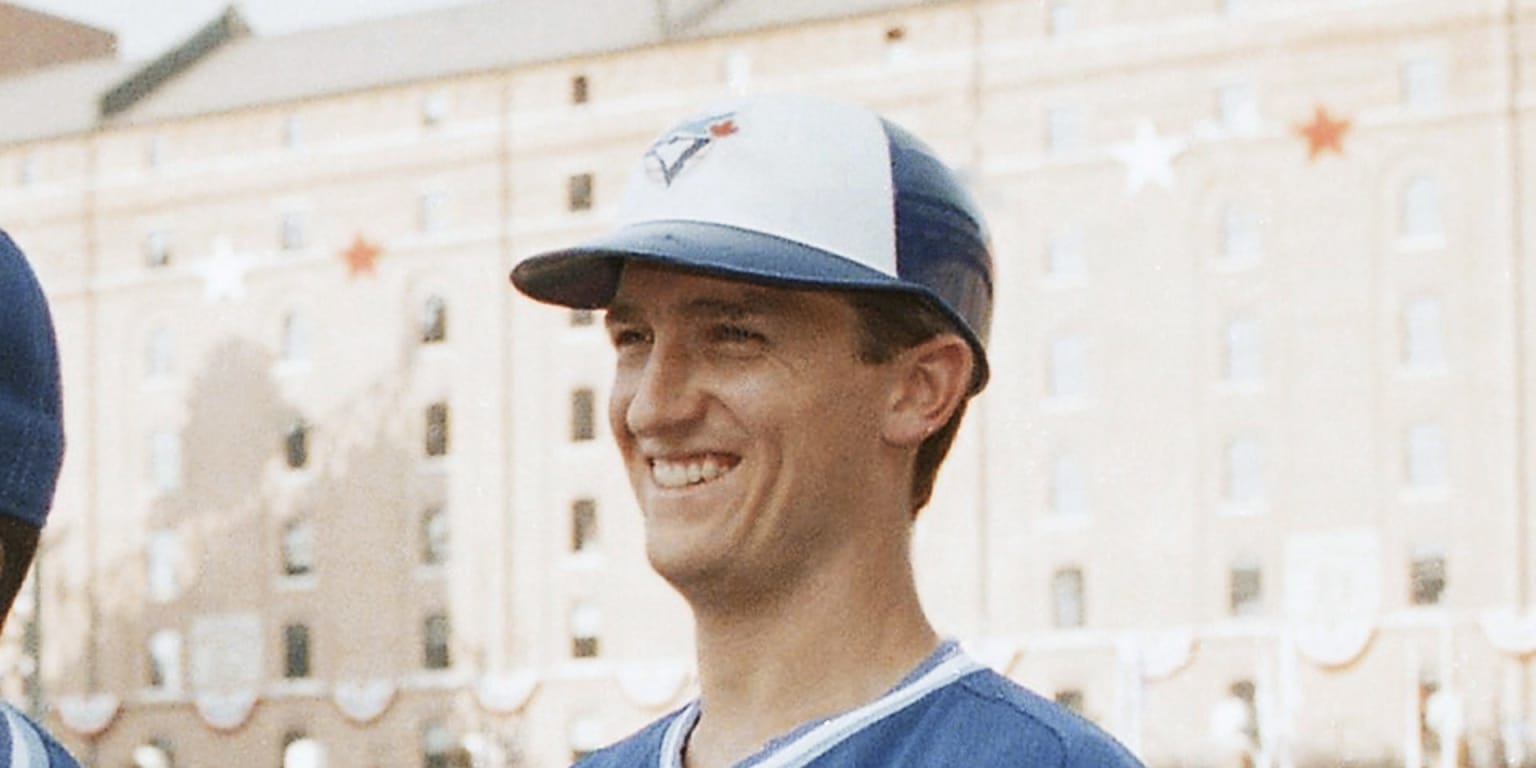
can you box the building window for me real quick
[1052,568,1085,629]
[421,295,448,343]
[284,420,310,469]
[283,623,311,679]
[1220,680,1260,748]
[138,738,176,768]
[423,613,451,670]
[571,498,597,552]
[422,721,453,768]
[1045,227,1086,279]
[280,211,308,251]
[147,530,182,603]
[1050,455,1088,519]
[1217,82,1259,134]
[145,135,165,168]
[570,308,595,327]
[422,92,449,127]
[1404,297,1446,372]
[1048,335,1086,399]
[1045,107,1081,155]
[1221,204,1262,264]
[571,602,601,659]
[571,74,590,104]
[425,402,450,457]
[281,311,308,363]
[1418,673,1441,756]
[568,173,594,211]
[150,430,182,493]
[17,155,37,186]
[571,388,596,442]
[1225,436,1264,506]
[1223,317,1262,384]
[1229,561,1262,617]
[282,516,314,577]
[147,629,182,691]
[724,48,752,92]
[1401,176,1443,241]
[418,191,447,233]
[1402,57,1445,113]
[884,26,911,65]
[282,115,303,149]
[1410,550,1446,606]
[1053,689,1084,714]
[421,506,448,566]
[283,734,325,768]
[1407,421,1449,489]
[147,327,174,378]
[1047,3,1074,36]
[144,230,172,268]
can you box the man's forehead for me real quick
[606,264,817,321]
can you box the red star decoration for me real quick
[340,234,381,277]
[1296,105,1351,161]
[709,119,738,137]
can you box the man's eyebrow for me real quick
[605,292,796,326]
[605,303,639,327]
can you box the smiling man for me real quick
[512,95,1144,768]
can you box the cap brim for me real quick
[511,220,907,309]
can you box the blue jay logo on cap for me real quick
[643,111,739,186]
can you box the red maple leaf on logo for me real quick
[709,120,738,137]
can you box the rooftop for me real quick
[0,0,943,145]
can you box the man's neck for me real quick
[680,544,938,768]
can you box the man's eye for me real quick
[610,328,651,347]
[711,325,765,344]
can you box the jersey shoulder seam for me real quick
[947,669,1079,761]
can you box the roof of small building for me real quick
[0,56,138,144]
[0,0,941,146]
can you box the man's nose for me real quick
[622,341,704,436]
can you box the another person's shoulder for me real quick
[0,702,84,768]
[889,666,1146,768]
[571,707,680,768]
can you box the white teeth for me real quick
[651,456,734,489]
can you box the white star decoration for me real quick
[201,238,249,303]
[1112,119,1186,195]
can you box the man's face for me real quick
[604,264,898,600]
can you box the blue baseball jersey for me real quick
[0,703,82,768]
[575,642,1145,768]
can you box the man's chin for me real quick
[645,538,741,603]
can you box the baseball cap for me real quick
[511,93,994,391]
[0,230,65,528]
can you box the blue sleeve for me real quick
[0,704,84,767]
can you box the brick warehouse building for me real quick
[1,1,1535,766]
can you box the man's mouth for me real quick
[649,454,741,489]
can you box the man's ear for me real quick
[881,334,973,448]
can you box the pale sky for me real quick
[12,0,486,60]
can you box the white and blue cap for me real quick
[511,93,994,391]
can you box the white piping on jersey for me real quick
[3,704,50,768]
[659,701,700,768]
[658,651,985,768]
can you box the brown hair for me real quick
[0,515,39,632]
[843,291,975,515]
